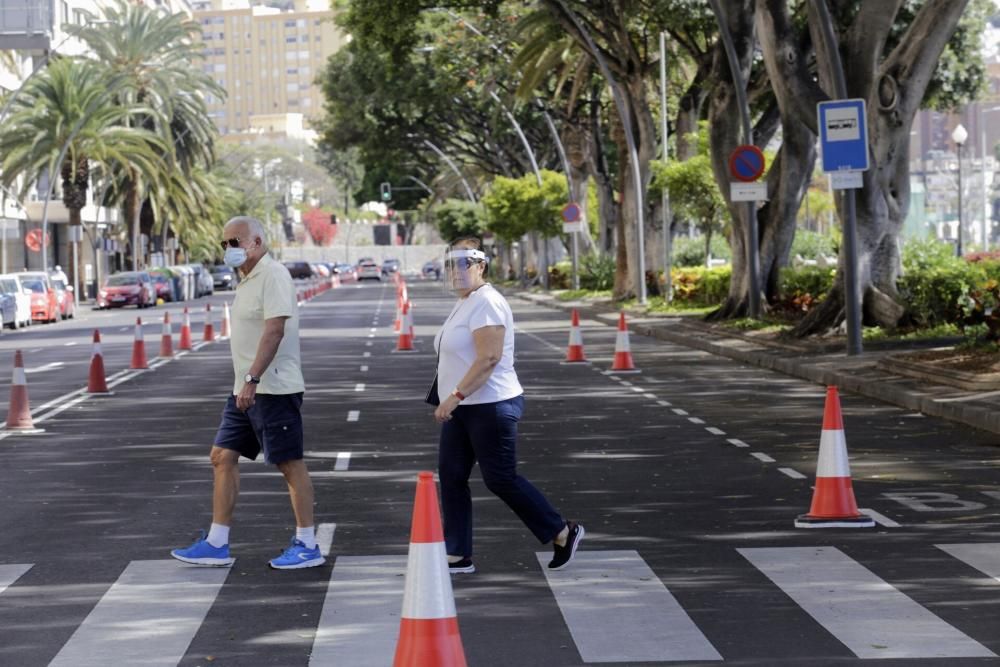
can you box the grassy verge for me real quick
[553,289,614,301]
[862,323,962,342]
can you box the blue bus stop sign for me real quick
[818,99,870,172]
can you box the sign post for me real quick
[727,147,768,314]
[818,98,869,356]
[562,203,583,289]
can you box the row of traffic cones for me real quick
[127,303,230,370]
[562,309,639,373]
[297,275,339,303]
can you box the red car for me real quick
[19,275,58,323]
[98,272,155,309]
[49,276,76,319]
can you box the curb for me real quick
[510,290,1000,437]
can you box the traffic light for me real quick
[380,182,392,202]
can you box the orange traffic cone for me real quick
[159,312,173,358]
[87,330,111,394]
[203,303,215,342]
[220,302,231,339]
[393,471,467,667]
[131,317,148,370]
[609,312,640,373]
[563,309,589,364]
[795,386,875,528]
[395,300,414,352]
[5,350,42,433]
[179,307,193,351]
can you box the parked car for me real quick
[211,265,237,290]
[357,259,381,281]
[186,264,213,297]
[0,274,32,328]
[283,261,314,280]
[381,258,400,275]
[149,271,175,302]
[18,273,59,323]
[0,287,17,329]
[422,260,442,280]
[98,271,155,309]
[333,263,357,281]
[48,275,75,319]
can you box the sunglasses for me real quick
[444,257,482,271]
[220,237,242,251]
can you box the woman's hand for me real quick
[434,394,461,423]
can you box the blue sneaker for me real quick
[269,538,325,570]
[170,531,235,567]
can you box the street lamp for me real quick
[953,123,968,257]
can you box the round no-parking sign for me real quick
[729,145,766,183]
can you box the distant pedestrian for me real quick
[432,236,583,574]
[171,216,324,570]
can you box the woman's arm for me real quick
[434,325,505,423]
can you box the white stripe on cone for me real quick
[91,343,102,358]
[615,330,631,351]
[134,323,143,341]
[569,327,583,346]
[12,367,26,386]
[816,429,852,477]
[400,542,457,620]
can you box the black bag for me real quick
[425,374,440,406]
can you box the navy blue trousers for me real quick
[437,395,565,557]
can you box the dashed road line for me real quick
[705,427,726,436]
[861,508,901,528]
[779,467,807,480]
[354,383,365,392]
[751,452,776,463]
[727,439,750,448]
[363,352,371,358]
[643,393,657,400]
[688,417,705,424]
[656,400,671,407]
[347,410,360,422]
[672,409,688,416]
[360,365,368,372]
[335,452,351,471]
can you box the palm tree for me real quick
[0,57,164,270]
[71,0,224,269]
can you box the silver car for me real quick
[357,260,381,281]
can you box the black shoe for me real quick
[448,557,475,574]
[548,522,584,570]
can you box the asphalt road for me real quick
[0,279,999,667]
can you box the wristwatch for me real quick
[244,373,261,385]
[451,388,466,401]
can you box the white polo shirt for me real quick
[229,253,304,396]
[434,284,522,405]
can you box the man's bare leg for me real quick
[211,446,241,526]
[277,458,314,528]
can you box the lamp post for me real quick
[953,123,968,257]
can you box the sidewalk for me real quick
[512,290,1000,437]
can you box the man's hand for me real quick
[434,394,461,423]
[236,381,257,412]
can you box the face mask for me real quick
[224,247,248,268]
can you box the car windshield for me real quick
[152,274,169,283]
[107,275,139,286]
[211,267,231,275]
[22,279,45,293]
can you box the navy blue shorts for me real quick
[213,393,304,464]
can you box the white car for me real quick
[357,260,381,281]
[0,273,34,328]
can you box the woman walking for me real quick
[432,236,583,574]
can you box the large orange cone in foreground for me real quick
[795,386,874,528]
[179,307,193,351]
[130,318,148,370]
[87,330,111,394]
[609,312,641,373]
[393,472,467,667]
[563,309,588,363]
[5,350,42,433]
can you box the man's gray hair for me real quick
[226,216,268,249]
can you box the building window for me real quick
[61,1,69,24]
[302,98,312,107]
[286,68,298,75]
[288,99,299,107]
[284,19,297,28]
[285,36,297,43]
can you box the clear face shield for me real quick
[444,248,488,293]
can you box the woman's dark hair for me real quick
[449,235,489,277]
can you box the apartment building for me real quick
[191,0,345,135]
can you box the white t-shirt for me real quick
[434,284,522,405]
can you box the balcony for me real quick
[0,1,53,50]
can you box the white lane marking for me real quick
[860,508,901,528]
[672,409,688,416]
[360,365,368,372]
[365,342,372,347]
[335,452,351,471]
[369,327,376,333]
[657,400,672,407]
[363,352,371,358]
[728,438,750,448]
[643,393,657,400]
[367,333,374,339]
[688,417,705,424]
[537,550,722,662]
[937,543,1000,582]
[32,393,90,424]
[309,555,407,667]
[0,564,31,595]
[354,383,365,392]
[48,560,231,667]
[607,376,621,381]
[106,370,145,390]
[619,381,632,387]
[25,362,63,374]
[316,523,336,557]
[118,327,128,332]
[63,341,77,347]
[347,410,360,422]
[148,358,169,369]
[630,387,644,393]
[750,452,776,463]
[738,547,994,659]
[779,467,807,480]
[705,427,725,435]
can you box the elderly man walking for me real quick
[171,216,324,569]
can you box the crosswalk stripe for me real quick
[0,564,31,595]
[347,410,360,422]
[536,550,723,662]
[937,543,1000,582]
[335,452,351,471]
[48,560,230,667]
[310,555,407,667]
[317,523,336,557]
[738,547,995,659]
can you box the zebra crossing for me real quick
[2,544,997,665]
